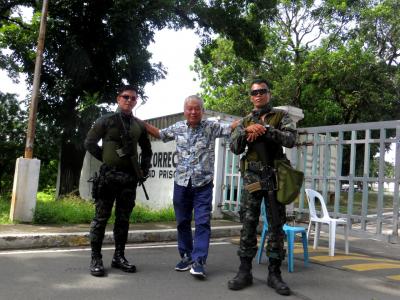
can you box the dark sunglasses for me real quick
[250,88,269,96]
[120,95,137,101]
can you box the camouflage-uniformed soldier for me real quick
[228,79,297,296]
[84,85,152,277]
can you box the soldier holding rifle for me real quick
[228,79,297,296]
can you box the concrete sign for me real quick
[79,141,178,210]
[137,141,177,209]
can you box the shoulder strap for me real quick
[132,116,146,133]
[264,109,285,129]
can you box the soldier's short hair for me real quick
[117,84,138,95]
[251,78,272,90]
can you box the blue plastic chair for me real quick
[256,199,309,272]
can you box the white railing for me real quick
[220,120,400,242]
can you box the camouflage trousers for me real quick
[238,172,287,260]
[90,165,137,254]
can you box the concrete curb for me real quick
[0,225,242,250]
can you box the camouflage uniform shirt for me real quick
[230,106,297,160]
[160,120,231,187]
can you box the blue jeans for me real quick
[173,180,213,264]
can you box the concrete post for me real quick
[10,158,41,222]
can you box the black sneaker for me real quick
[190,261,206,279]
[175,255,193,271]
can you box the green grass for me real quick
[0,194,12,224]
[333,191,394,215]
[0,189,176,225]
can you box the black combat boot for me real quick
[90,254,105,277]
[90,241,105,277]
[267,258,291,296]
[111,245,136,273]
[228,256,253,290]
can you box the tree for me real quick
[193,0,399,181]
[0,0,182,195]
[355,0,400,66]
[370,157,395,178]
[0,92,26,193]
[194,0,329,115]
[0,90,64,193]
[194,0,399,126]
[0,0,282,196]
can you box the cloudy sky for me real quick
[0,27,201,120]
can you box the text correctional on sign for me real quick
[151,151,178,168]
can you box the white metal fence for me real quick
[220,120,400,242]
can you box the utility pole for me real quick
[25,0,49,158]
[10,0,49,222]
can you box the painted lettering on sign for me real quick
[140,151,178,179]
[151,151,178,168]
[159,170,176,179]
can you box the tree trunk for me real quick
[56,140,85,197]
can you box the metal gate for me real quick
[220,120,400,242]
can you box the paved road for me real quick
[0,238,399,300]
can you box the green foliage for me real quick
[0,1,174,195]
[38,159,58,190]
[299,41,397,126]
[358,0,400,66]
[0,0,281,196]
[33,194,94,224]
[129,205,176,224]
[0,92,26,193]
[0,91,60,192]
[0,189,175,225]
[370,157,395,178]
[32,190,175,225]
[194,0,399,127]
[0,193,12,224]
[193,38,255,116]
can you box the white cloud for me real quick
[1,28,201,120]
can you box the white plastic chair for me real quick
[305,188,349,256]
